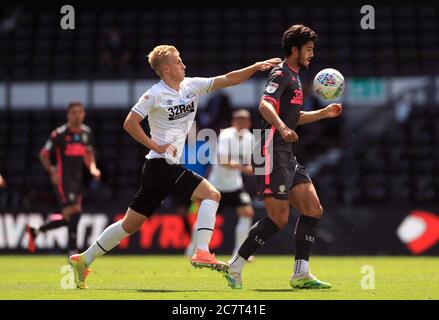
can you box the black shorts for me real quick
[129,158,204,217]
[54,178,82,208]
[253,151,312,201]
[217,189,252,213]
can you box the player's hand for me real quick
[324,103,343,118]
[0,175,6,188]
[279,126,299,143]
[90,167,101,181]
[50,171,59,186]
[255,58,282,71]
[155,143,177,157]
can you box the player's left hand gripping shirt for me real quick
[131,77,213,163]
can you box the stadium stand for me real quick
[0,4,437,80]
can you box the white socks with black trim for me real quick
[83,220,130,266]
[293,259,309,276]
[228,252,246,274]
[195,199,219,252]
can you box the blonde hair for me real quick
[147,45,179,76]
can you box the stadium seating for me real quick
[316,105,439,205]
[0,4,437,80]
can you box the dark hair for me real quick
[282,24,317,57]
[66,101,84,112]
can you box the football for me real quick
[313,68,345,100]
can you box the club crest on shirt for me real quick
[266,82,279,94]
[278,185,286,194]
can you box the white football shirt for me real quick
[208,127,254,192]
[131,77,213,163]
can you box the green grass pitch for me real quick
[0,255,438,300]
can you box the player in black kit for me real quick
[26,102,101,255]
[225,25,343,290]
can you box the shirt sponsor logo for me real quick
[266,82,279,94]
[167,101,195,120]
[290,89,303,105]
[65,143,87,156]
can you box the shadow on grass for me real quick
[93,289,233,293]
[135,289,232,293]
[94,288,339,293]
[253,288,339,293]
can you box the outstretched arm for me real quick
[210,58,282,92]
[298,103,343,125]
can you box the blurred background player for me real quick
[186,109,255,260]
[225,25,343,290]
[26,102,101,256]
[67,45,281,289]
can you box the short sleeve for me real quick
[40,130,57,157]
[190,77,214,96]
[86,130,94,152]
[131,92,157,119]
[261,69,289,106]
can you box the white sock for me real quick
[83,221,130,266]
[293,259,309,276]
[234,216,252,254]
[228,252,246,273]
[195,199,218,252]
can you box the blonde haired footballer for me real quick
[68,45,280,289]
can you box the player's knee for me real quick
[240,207,254,218]
[121,219,141,234]
[74,204,82,213]
[207,188,221,202]
[270,212,289,229]
[307,204,323,219]
[277,216,289,229]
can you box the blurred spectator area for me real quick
[2,104,439,209]
[0,4,437,80]
[0,109,146,209]
[316,105,439,206]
